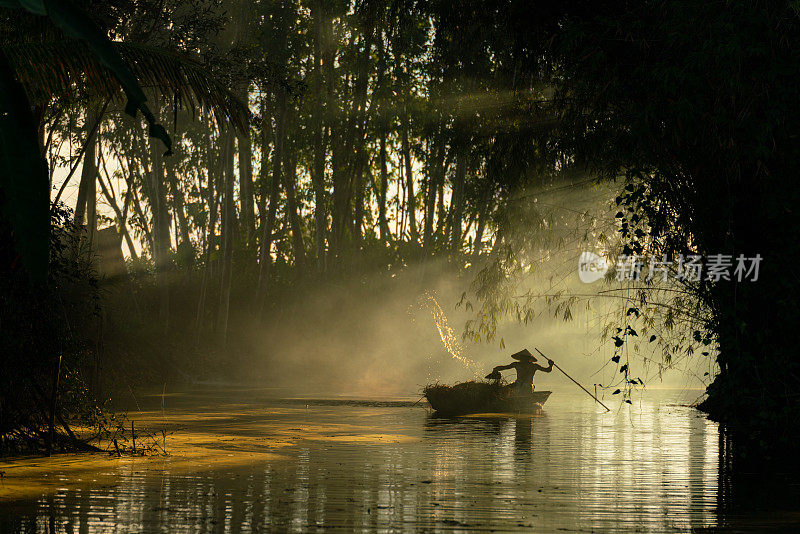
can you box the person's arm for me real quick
[486,363,514,379]
[536,359,554,373]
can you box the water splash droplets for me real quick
[417,290,484,379]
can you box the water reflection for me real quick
[0,388,796,531]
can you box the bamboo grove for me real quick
[1,0,574,453]
[7,1,565,344]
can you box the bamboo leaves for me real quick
[4,41,249,136]
[3,0,172,153]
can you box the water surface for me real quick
[0,387,795,532]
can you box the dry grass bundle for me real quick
[423,381,509,415]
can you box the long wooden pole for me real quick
[535,347,610,412]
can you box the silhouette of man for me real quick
[486,349,553,394]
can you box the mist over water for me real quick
[230,265,706,400]
[223,180,708,400]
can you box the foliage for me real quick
[0,203,102,454]
[551,0,800,460]
[3,0,172,149]
[4,41,249,129]
[0,0,175,285]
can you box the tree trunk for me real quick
[450,151,466,254]
[472,202,489,261]
[326,13,348,266]
[258,98,273,232]
[74,109,99,237]
[436,150,447,236]
[149,120,172,332]
[238,125,255,244]
[122,154,154,251]
[97,164,137,260]
[195,169,215,342]
[217,131,235,343]
[398,155,406,237]
[422,137,443,257]
[378,131,390,244]
[283,133,304,271]
[402,113,416,244]
[196,137,218,342]
[376,29,391,245]
[166,156,191,249]
[312,0,327,273]
[350,25,373,256]
[85,150,97,245]
[256,87,286,310]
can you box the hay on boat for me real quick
[423,381,510,415]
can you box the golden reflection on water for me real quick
[0,388,737,532]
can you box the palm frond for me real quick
[3,40,250,130]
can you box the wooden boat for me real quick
[424,381,551,415]
[486,390,551,413]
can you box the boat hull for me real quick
[425,384,552,416]
[483,391,551,414]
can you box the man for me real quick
[486,349,554,394]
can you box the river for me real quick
[1,386,798,532]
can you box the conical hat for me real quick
[510,349,536,362]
